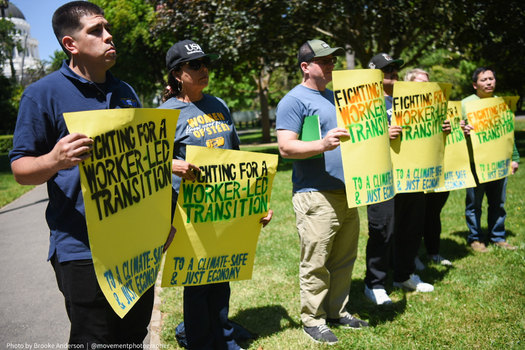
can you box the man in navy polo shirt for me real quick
[10,1,157,347]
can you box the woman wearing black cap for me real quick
[158,40,272,350]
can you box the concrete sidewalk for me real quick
[0,185,69,346]
[0,185,162,347]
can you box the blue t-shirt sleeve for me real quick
[276,95,307,134]
[10,93,54,162]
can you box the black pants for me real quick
[393,193,426,283]
[423,192,450,256]
[183,282,238,350]
[51,254,154,347]
[364,198,395,289]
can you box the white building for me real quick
[1,2,40,81]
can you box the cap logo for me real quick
[368,62,376,69]
[321,43,330,49]
[185,43,204,55]
[382,53,394,62]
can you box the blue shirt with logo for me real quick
[157,94,240,194]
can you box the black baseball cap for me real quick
[367,53,404,70]
[297,39,345,65]
[166,40,219,71]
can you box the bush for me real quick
[0,135,13,153]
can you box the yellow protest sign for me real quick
[465,97,515,183]
[162,146,278,287]
[502,96,520,112]
[333,69,394,207]
[64,108,179,318]
[433,101,476,192]
[391,82,451,193]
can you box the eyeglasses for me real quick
[310,57,338,66]
[183,56,212,70]
[382,65,398,73]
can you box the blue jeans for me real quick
[465,176,507,243]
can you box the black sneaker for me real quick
[327,314,369,329]
[303,324,338,344]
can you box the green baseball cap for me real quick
[297,39,345,65]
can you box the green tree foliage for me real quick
[0,18,21,134]
[398,49,474,101]
[452,0,525,108]
[153,0,315,142]
[92,0,165,106]
[0,17,22,82]
[92,0,525,122]
[47,49,68,73]
[0,73,17,134]
[295,0,465,68]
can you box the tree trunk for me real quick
[345,44,355,70]
[258,67,271,144]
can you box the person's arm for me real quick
[442,119,451,134]
[388,125,402,140]
[11,133,93,185]
[260,209,273,228]
[277,127,350,159]
[162,226,177,253]
[462,123,474,136]
[172,160,201,181]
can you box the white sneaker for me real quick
[414,256,425,271]
[364,285,393,305]
[393,274,434,292]
[430,254,452,266]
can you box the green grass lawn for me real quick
[159,120,525,349]
[0,172,35,208]
[1,121,523,348]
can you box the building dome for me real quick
[1,2,25,20]
[1,1,40,82]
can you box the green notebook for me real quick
[283,114,322,162]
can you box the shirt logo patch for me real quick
[121,98,139,107]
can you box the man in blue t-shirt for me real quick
[276,39,369,345]
[9,1,171,346]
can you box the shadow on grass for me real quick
[348,278,408,326]
[231,304,300,341]
[347,235,476,326]
[450,228,518,243]
[433,234,472,262]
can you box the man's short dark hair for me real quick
[472,67,496,83]
[52,1,105,57]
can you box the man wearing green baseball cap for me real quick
[276,40,369,345]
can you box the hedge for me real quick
[0,135,13,153]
